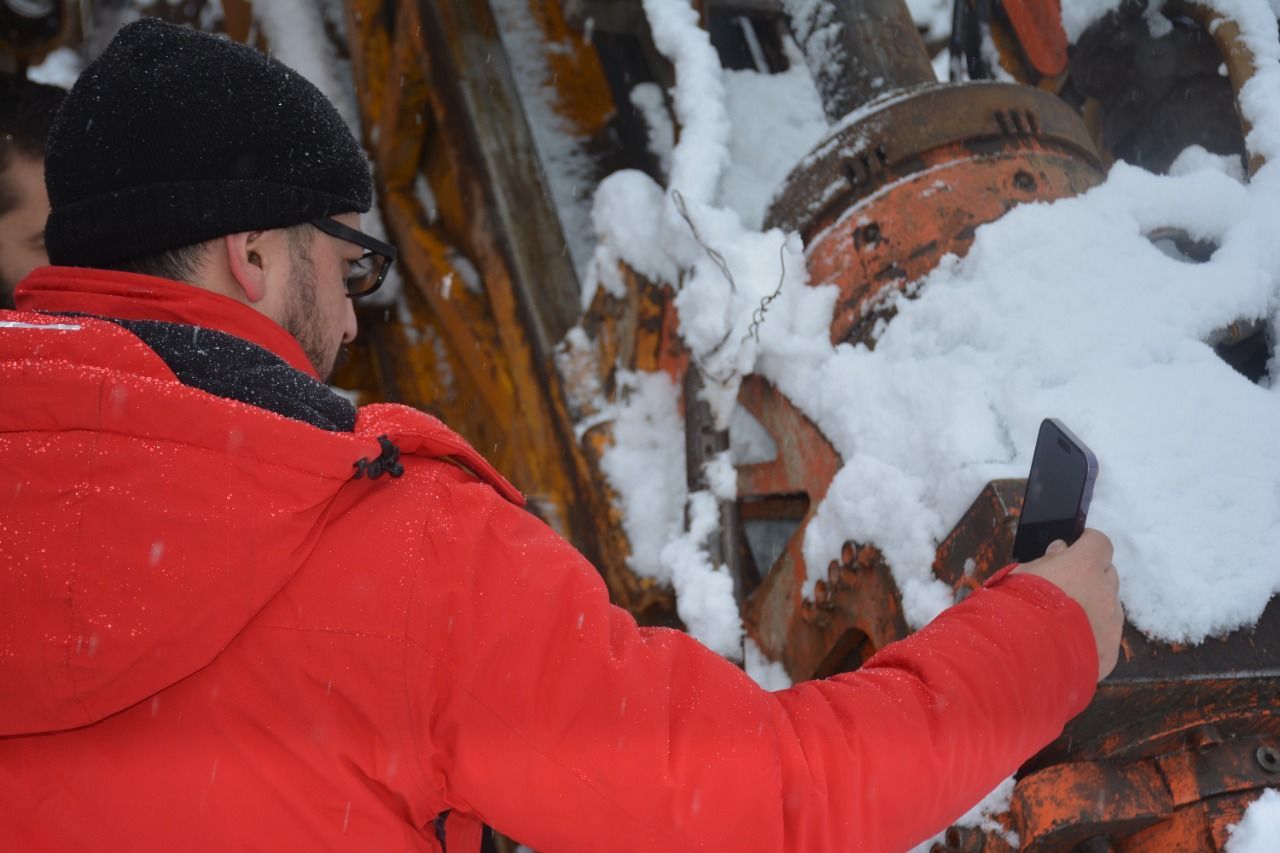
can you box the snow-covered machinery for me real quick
[738,1,1106,680]
[8,0,1277,848]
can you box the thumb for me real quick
[1045,539,1068,556]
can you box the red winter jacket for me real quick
[0,267,1098,852]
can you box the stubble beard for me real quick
[280,241,337,383]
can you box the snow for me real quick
[907,0,953,43]
[1227,789,1280,852]
[594,369,745,658]
[704,450,736,501]
[659,490,743,658]
[593,0,1280,649]
[781,0,848,100]
[728,402,777,465]
[909,777,1019,852]
[585,170,679,305]
[1170,144,1248,182]
[27,47,82,89]
[791,159,1280,640]
[643,0,732,207]
[1061,1,1128,42]
[597,370,686,588]
[743,638,792,690]
[721,39,829,230]
[630,82,675,179]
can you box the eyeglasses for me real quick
[310,218,398,298]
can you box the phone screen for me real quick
[1011,419,1098,563]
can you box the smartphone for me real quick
[1011,418,1099,563]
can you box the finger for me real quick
[1046,539,1068,556]
[1072,529,1114,566]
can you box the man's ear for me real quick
[224,231,268,303]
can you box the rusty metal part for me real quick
[1116,791,1258,851]
[767,82,1102,347]
[415,0,583,359]
[950,0,1067,86]
[806,540,910,679]
[934,823,1017,852]
[736,375,909,680]
[737,372,840,674]
[1002,0,1067,79]
[766,81,1102,236]
[927,471,1280,846]
[781,0,936,123]
[932,475,1280,755]
[580,263,688,385]
[1043,611,1280,769]
[341,0,676,621]
[1012,735,1280,850]
[1013,759,1171,850]
[933,479,1025,599]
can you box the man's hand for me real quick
[1014,530,1123,681]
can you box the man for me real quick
[0,73,64,309]
[0,18,1123,852]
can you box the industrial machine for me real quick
[9,0,1277,848]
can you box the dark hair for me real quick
[103,222,313,284]
[0,73,65,217]
[109,243,210,283]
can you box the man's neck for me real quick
[12,266,320,380]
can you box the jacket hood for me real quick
[0,311,518,736]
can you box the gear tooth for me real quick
[814,580,829,605]
[828,560,841,586]
[841,541,856,566]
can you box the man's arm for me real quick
[403,470,1102,852]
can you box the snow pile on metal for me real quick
[592,0,1280,656]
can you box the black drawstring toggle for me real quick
[354,434,405,480]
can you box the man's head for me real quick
[43,18,383,379]
[0,74,65,308]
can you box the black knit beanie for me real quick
[44,17,372,267]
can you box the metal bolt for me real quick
[1014,170,1037,192]
[1258,746,1280,773]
